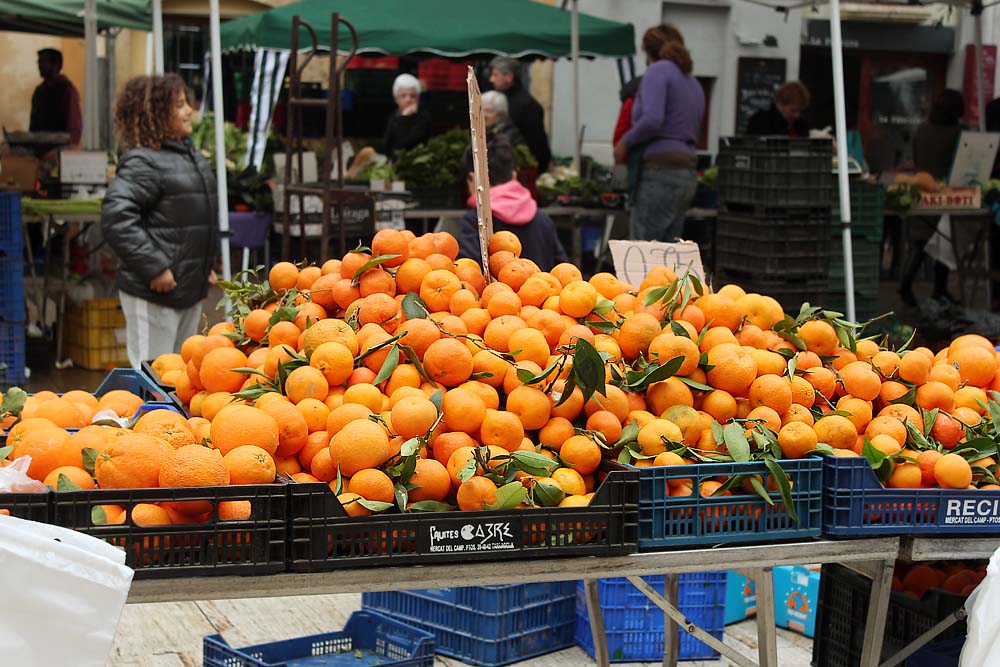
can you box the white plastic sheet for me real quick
[0,514,134,667]
[960,544,1000,666]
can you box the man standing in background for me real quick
[489,56,551,173]
[30,48,82,147]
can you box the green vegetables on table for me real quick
[393,129,470,189]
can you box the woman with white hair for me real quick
[482,90,525,150]
[383,73,432,159]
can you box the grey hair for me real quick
[489,56,521,78]
[481,90,508,118]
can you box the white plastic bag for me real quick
[0,456,49,493]
[0,513,134,667]
[960,544,1000,666]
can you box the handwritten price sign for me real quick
[609,240,705,286]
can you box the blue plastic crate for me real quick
[822,454,1000,536]
[95,368,173,405]
[907,636,964,667]
[630,458,822,550]
[0,320,25,388]
[362,583,575,666]
[574,572,726,662]
[0,192,23,253]
[0,255,24,321]
[203,610,435,667]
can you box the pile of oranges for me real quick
[892,561,986,598]
[8,228,1000,523]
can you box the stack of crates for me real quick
[362,583,576,666]
[827,181,885,321]
[715,137,833,311]
[64,298,128,370]
[0,192,25,388]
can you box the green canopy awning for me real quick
[220,0,635,58]
[0,0,151,36]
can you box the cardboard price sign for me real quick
[609,240,705,286]
[467,66,493,280]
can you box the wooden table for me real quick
[127,537,899,667]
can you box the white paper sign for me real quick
[609,240,705,286]
[950,131,1000,186]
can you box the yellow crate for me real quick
[64,323,126,348]
[64,342,128,371]
[67,298,126,329]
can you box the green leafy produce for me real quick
[393,129,470,189]
[698,166,717,188]
[515,144,537,169]
[885,184,922,213]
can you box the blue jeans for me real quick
[630,167,698,242]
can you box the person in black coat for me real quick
[489,57,551,173]
[746,81,811,137]
[383,73,432,160]
[102,74,218,368]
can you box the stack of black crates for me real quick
[827,181,885,321]
[715,137,833,312]
[0,191,24,388]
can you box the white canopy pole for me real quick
[571,0,580,173]
[974,8,986,131]
[152,0,164,75]
[83,0,98,149]
[145,33,153,75]
[209,0,232,282]
[829,0,855,321]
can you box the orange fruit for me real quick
[391,396,439,440]
[637,419,683,456]
[814,415,857,450]
[702,390,738,423]
[506,386,552,431]
[840,361,881,401]
[408,458,451,503]
[705,344,756,396]
[338,492,373,517]
[949,344,998,388]
[560,280,599,318]
[43,466,95,490]
[371,228,410,268]
[258,399,310,457]
[349,468,395,503]
[617,313,662,362]
[457,476,498,511]
[648,334,700,376]
[330,418,390,477]
[210,405,280,456]
[269,261,300,293]
[95,433,172,489]
[777,421,818,459]
[797,320,838,356]
[479,409,524,452]
[423,338,474,387]
[440,387,487,434]
[748,374,793,414]
[917,450,944,486]
[694,293,741,331]
[559,435,602,475]
[916,381,955,412]
[934,453,973,489]
[865,415,907,447]
[159,444,230,488]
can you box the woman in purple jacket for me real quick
[613,25,704,242]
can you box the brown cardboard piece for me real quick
[467,66,493,280]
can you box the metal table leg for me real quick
[662,574,680,667]
[855,559,896,667]
[752,568,779,667]
[584,578,610,667]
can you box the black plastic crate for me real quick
[718,136,833,207]
[832,181,885,242]
[0,490,51,522]
[813,563,967,667]
[286,464,639,571]
[49,484,288,579]
[0,254,24,321]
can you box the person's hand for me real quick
[401,103,418,117]
[208,270,218,287]
[150,268,176,293]
[613,142,628,164]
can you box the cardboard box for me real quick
[915,186,982,210]
[773,565,820,638]
[60,151,108,184]
[725,570,757,624]
[0,155,38,192]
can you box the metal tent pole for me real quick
[974,2,987,131]
[153,0,164,74]
[83,0,98,149]
[209,0,232,282]
[571,0,580,173]
[830,0,855,321]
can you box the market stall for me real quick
[216,0,635,170]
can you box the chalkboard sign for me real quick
[736,57,786,133]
